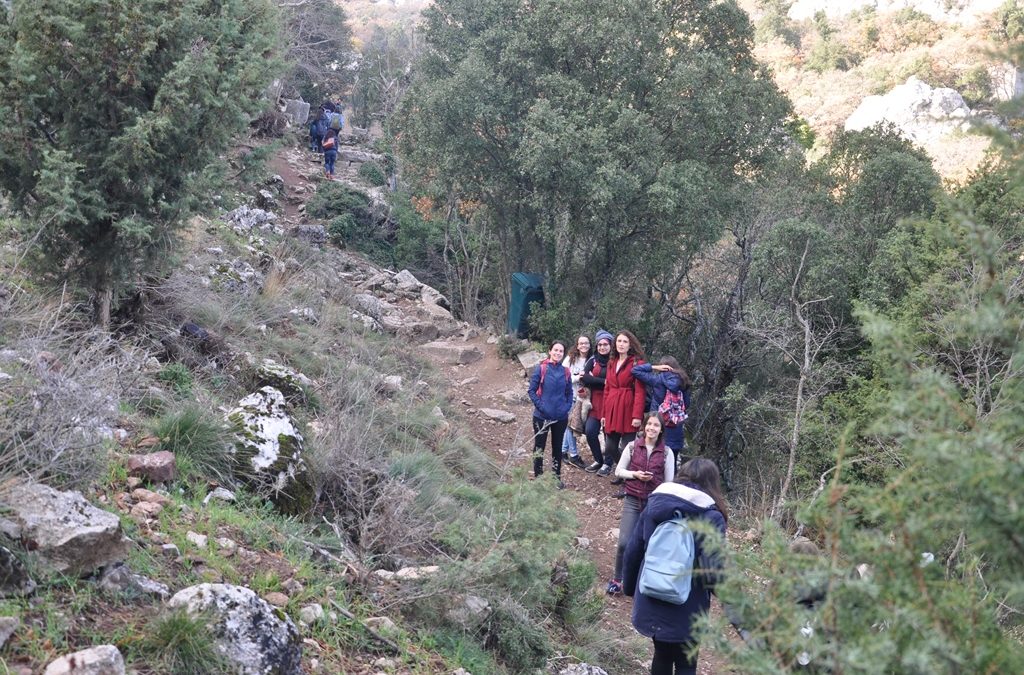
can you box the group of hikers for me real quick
[307,100,344,180]
[527,330,726,675]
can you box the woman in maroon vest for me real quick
[606,412,676,595]
[601,330,646,484]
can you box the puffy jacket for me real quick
[631,363,690,450]
[580,353,609,420]
[623,482,726,645]
[528,360,573,422]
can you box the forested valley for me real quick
[0,0,1021,673]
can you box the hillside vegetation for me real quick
[1,0,1023,673]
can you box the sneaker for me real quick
[612,489,626,499]
[596,464,612,477]
[610,477,624,486]
[606,579,623,595]
[556,479,565,490]
[566,455,586,470]
[585,462,601,473]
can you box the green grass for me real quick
[135,609,231,675]
[151,406,235,484]
[156,363,194,397]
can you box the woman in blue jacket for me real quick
[623,458,728,675]
[632,356,691,465]
[527,340,574,489]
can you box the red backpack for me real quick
[536,360,571,398]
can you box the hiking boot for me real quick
[566,455,586,470]
[533,457,543,478]
[585,462,602,473]
[596,464,612,477]
[555,478,565,490]
[610,477,624,485]
[606,579,623,596]
[612,489,626,499]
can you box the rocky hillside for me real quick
[0,132,635,674]
[742,1,1020,177]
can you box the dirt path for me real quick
[425,335,735,674]
[277,144,737,673]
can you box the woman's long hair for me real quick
[612,330,645,361]
[678,457,728,523]
[566,335,591,362]
[658,356,691,389]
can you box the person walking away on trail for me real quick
[562,334,592,470]
[632,356,692,467]
[601,330,646,491]
[527,340,574,489]
[623,458,728,675]
[581,330,614,474]
[607,412,676,596]
[321,128,339,180]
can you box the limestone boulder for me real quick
[226,387,313,515]
[44,645,125,675]
[252,357,315,400]
[168,583,302,675]
[479,408,516,424]
[517,351,545,376]
[0,483,127,577]
[289,223,327,248]
[845,76,975,145]
[97,562,170,601]
[422,341,482,365]
[223,205,280,236]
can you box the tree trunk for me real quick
[93,285,112,329]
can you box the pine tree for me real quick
[0,0,280,325]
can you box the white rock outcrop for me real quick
[168,583,302,675]
[226,387,312,515]
[845,77,973,144]
[44,645,125,675]
[0,483,127,577]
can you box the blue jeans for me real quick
[323,150,337,175]
[561,428,579,457]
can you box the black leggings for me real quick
[584,417,604,466]
[651,640,697,675]
[532,417,566,476]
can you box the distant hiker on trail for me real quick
[601,330,646,494]
[322,128,338,180]
[581,330,614,474]
[309,106,329,154]
[623,457,728,675]
[632,356,691,467]
[606,411,676,597]
[527,340,574,489]
[562,334,591,470]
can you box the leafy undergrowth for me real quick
[0,173,627,673]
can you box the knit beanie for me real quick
[594,330,614,345]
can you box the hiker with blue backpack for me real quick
[623,457,728,675]
[527,340,574,489]
[631,356,691,466]
[606,411,676,596]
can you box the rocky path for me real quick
[275,142,738,673]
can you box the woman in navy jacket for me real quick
[623,458,728,675]
[527,340,574,489]
[631,356,691,463]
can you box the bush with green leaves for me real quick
[484,599,553,672]
[0,0,280,325]
[156,363,193,397]
[357,161,388,187]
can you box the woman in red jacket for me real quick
[601,330,646,485]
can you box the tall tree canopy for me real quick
[0,0,280,324]
[396,0,792,327]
